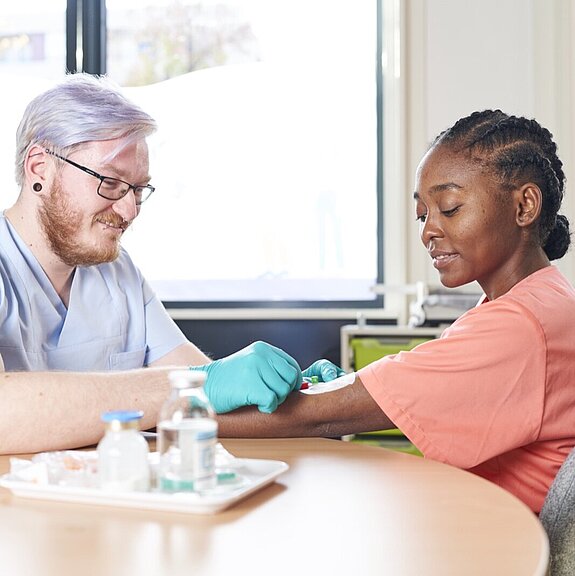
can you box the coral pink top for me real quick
[359,266,575,512]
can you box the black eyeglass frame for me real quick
[45,149,155,205]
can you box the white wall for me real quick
[386,0,575,321]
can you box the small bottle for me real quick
[157,370,218,493]
[97,410,150,492]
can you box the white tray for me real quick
[0,457,289,515]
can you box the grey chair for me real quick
[539,447,575,576]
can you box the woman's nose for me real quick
[420,212,443,246]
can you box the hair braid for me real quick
[433,110,571,260]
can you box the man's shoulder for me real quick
[0,214,12,246]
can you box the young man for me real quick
[0,73,340,454]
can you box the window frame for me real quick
[69,0,386,312]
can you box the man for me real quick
[0,73,340,454]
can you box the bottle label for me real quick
[158,419,217,492]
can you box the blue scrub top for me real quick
[0,214,187,371]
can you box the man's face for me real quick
[38,138,151,268]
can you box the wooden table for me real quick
[0,438,549,576]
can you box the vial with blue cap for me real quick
[97,410,150,492]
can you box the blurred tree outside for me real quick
[109,1,261,86]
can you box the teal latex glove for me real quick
[190,341,302,414]
[302,359,346,383]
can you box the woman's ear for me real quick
[514,183,542,228]
[24,145,50,193]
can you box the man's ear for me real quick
[514,183,542,228]
[24,145,50,192]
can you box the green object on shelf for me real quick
[351,337,431,370]
[351,436,423,457]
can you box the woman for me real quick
[218,110,575,514]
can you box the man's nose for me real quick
[112,188,138,222]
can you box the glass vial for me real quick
[157,370,218,493]
[97,410,150,492]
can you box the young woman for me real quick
[218,110,575,514]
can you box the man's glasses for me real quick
[45,149,155,205]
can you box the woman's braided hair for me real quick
[432,110,571,260]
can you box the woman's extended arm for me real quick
[217,374,395,439]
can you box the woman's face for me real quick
[414,144,525,299]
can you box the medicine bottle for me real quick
[97,410,150,492]
[157,370,218,493]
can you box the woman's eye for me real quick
[442,206,460,217]
[416,213,427,223]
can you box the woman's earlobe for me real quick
[515,184,542,227]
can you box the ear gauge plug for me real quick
[32,183,43,192]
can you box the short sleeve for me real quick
[358,300,547,469]
[142,278,188,365]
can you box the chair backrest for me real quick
[539,446,575,576]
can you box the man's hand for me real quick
[190,341,302,414]
[302,359,346,383]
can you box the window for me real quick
[0,1,67,195]
[2,1,384,308]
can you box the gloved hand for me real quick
[302,359,346,383]
[190,341,302,414]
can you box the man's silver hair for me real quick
[15,73,157,187]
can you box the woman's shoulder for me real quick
[446,266,575,342]
[505,266,575,314]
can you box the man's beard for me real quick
[37,180,127,267]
